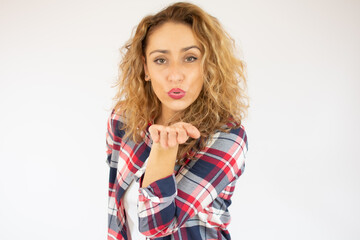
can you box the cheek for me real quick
[195,83,204,97]
[150,81,165,99]
[189,81,203,101]
[193,69,204,87]
[193,75,204,91]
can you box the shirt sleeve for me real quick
[106,110,128,239]
[106,112,113,166]
[137,126,248,238]
[106,110,125,167]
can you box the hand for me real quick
[148,122,201,149]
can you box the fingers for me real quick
[180,123,201,139]
[167,127,178,148]
[148,123,201,149]
[149,125,171,149]
[176,126,188,144]
[148,125,160,143]
[159,127,168,148]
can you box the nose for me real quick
[167,62,184,83]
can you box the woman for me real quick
[106,2,249,240]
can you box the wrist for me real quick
[152,142,179,152]
[142,142,178,188]
[149,142,178,166]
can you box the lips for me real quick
[168,88,186,99]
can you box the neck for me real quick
[155,111,182,126]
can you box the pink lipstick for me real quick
[168,88,186,99]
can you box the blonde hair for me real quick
[113,2,249,163]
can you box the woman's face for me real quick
[144,21,203,124]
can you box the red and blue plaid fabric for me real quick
[106,110,248,240]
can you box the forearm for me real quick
[142,142,178,188]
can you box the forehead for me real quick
[146,22,199,53]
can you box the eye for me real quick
[185,56,197,62]
[154,58,166,64]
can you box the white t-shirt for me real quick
[123,179,147,240]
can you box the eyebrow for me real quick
[149,45,201,56]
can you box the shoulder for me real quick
[107,109,127,139]
[194,124,248,163]
[188,124,248,182]
[207,124,248,153]
[196,124,248,172]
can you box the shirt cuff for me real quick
[139,174,177,203]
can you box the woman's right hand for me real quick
[148,122,201,149]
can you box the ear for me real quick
[142,56,150,81]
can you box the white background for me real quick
[1,0,359,239]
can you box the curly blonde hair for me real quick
[112,2,249,163]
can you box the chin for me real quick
[168,102,191,112]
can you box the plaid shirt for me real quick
[106,110,248,240]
